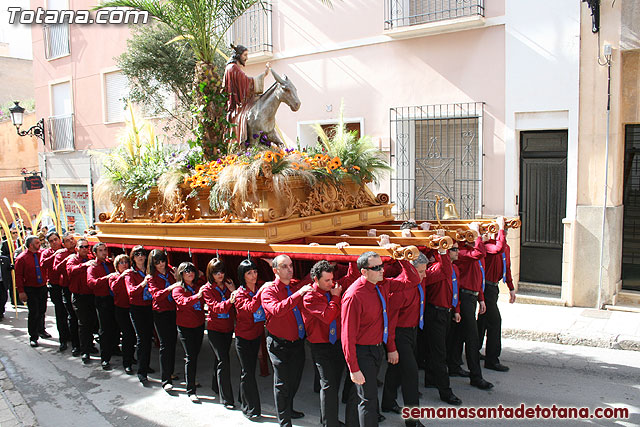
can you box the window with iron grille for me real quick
[227,1,273,54]
[43,23,70,59]
[385,0,484,30]
[390,102,483,221]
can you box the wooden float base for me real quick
[96,204,394,250]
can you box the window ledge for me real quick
[383,14,485,40]
[47,52,71,61]
[246,50,273,65]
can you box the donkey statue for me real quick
[246,69,300,147]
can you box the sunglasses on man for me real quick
[366,264,384,271]
[78,245,90,249]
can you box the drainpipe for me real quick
[597,45,612,309]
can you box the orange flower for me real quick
[263,151,275,162]
[195,164,205,172]
[326,166,332,174]
[291,163,300,170]
[352,165,361,171]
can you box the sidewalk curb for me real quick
[0,361,38,427]
[503,328,640,352]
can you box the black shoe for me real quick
[29,340,38,348]
[449,367,470,377]
[245,413,261,421]
[59,342,68,352]
[138,374,149,384]
[378,414,386,423]
[291,410,304,419]
[39,331,52,339]
[485,362,509,372]
[381,404,402,415]
[224,403,236,410]
[101,361,112,371]
[147,367,156,374]
[441,393,463,405]
[72,348,81,357]
[470,379,494,390]
[82,354,91,364]
[124,366,133,375]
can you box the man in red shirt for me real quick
[41,231,69,351]
[302,260,343,427]
[66,238,96,364]
[423,246,462,406]
[87,242,117,370]
[478,217,516,372]
[53,232,81,356]
[14,236,48,347]
[261,254,312,427]
[447,223,493,390]
[341,251,420,427]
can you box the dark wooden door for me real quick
[519,131,567,285]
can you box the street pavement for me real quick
[0,302,639,426]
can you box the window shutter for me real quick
[105,72,129,123]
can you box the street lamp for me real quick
[9,101,45,145]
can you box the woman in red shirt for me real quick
[108,254,136,374]
[172,262,205,402]
[124,246,154,385]
[200,258,236,409]
[233,258,266,420]
[147,249,181,393]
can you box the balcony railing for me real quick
[43,23,70,59]
[48,114,74,151]
[384,0,484,30]
[227,1,272,56]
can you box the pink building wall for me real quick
[31,0,132,151]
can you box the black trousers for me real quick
[208,329,234,405]
[130,304,153,376]
[0,279,8,316]
[425,306,454,398]
[48,284,71,343]
[177,324,204,395]
[235,335,261,416]
[24,286,48,341]
[60,286,80,348]
[447,292,483,382]
[153,310,177,386]
[72,293,96,355]
[346,344,383,427]
[382,327,420,412]
[114,306,136,368]
[310,341,345,427]
[266,334,305,427]
[477,282,502,365]
[95,295,117,363]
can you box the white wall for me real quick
[504,0,581,217]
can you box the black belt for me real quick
[460,288,479,297]
[427,303,452,312]
[356,343,384,348]
[267,332,304,345]
[486,281,499,286]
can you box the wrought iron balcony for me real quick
[48,114,75,151]
[384,0,484,30]
[43,23,70,59]
[227,1,273,58]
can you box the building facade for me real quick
[29,0,640,307]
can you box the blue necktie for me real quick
[158,273,173,302]
[186,285,202,310]
[137,269,152,301]
[102,262,114,296]
[502,253,507,283]
[249,291,266,323]
[477,260,485,292]
[326,293,337,344]
[34,253,43,284]
[214,286,230,319]
[374,285,388,344]
[451,269,459,308]
[285,285,305,339]
[417,282,425,330]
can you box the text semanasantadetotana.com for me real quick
[402,404,630,420]
[8,7,149,25]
